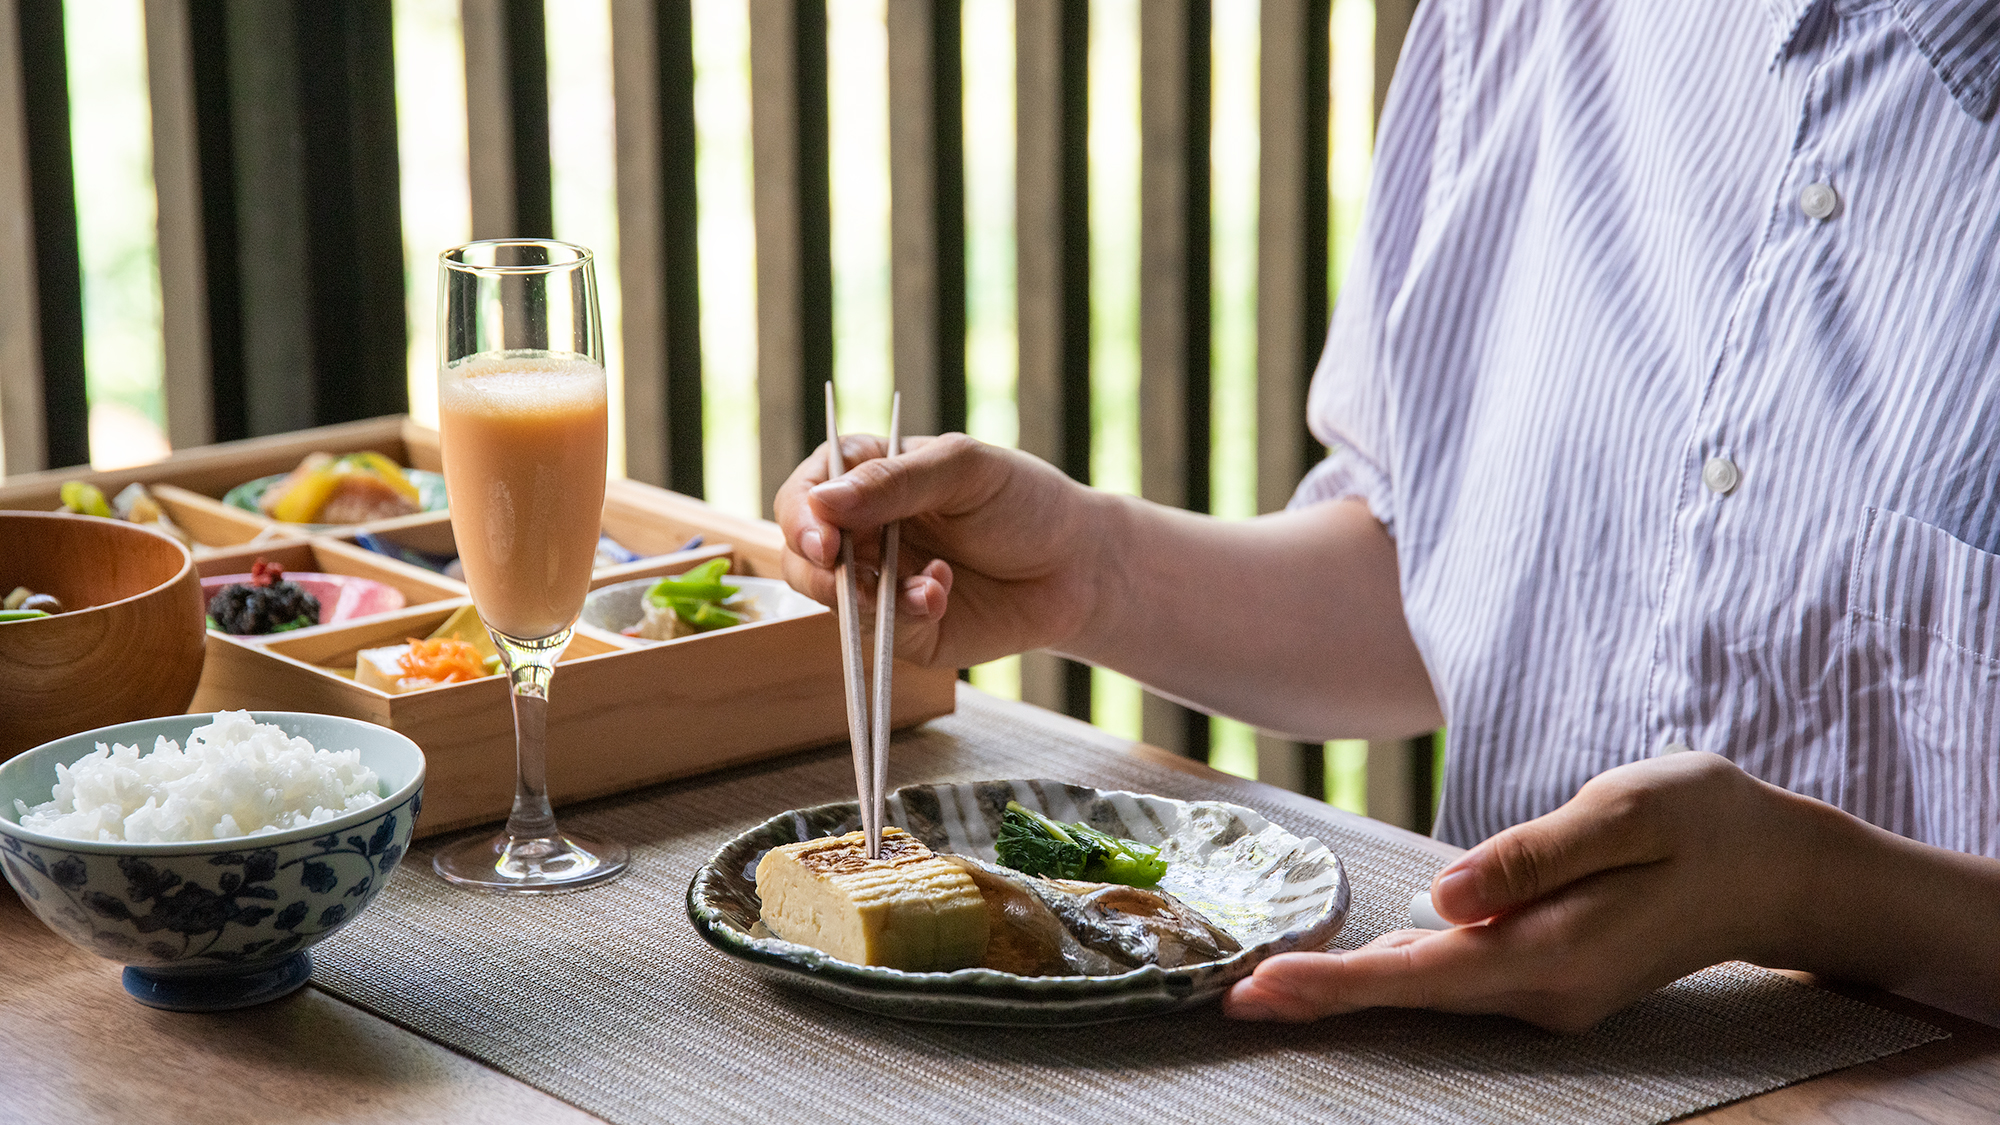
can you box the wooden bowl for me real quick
[0,512,206,760]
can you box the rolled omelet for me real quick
[755,827,989,971]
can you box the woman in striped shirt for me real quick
[778,0,2000,1029]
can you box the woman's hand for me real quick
[777,434,1438,736]
[774,432,1115,670]
[1224,751,2000,1032]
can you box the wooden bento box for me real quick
[0,416,957,837]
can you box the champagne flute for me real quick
[431,239,628,893]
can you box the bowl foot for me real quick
[122,952,313,1012]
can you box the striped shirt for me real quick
[1295,0,2000,855]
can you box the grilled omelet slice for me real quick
[755,827,989,971]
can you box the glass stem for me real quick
[494,628,568,841]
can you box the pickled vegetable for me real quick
[58,480,112,518]
[206,558,321,635]
[396,637,489,684]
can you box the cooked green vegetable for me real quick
[645,559,745,632]
[0,609,50,623]
[994,800,1168,887]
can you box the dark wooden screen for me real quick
[154,0,407,446]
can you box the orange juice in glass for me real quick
[431,240,627,894]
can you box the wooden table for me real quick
[1,697,1995,1125]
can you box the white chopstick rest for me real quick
[1409,891,1450,931]
[822,382,900,860]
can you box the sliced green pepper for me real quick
[645,559,740,607]
[670,600,744,630]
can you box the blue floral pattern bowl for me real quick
[0,712,424,1011]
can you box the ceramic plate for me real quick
[688,779,1348,1025]
[223,469,448,526]
[579,575,820,639]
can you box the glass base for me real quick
[432,829,629,894]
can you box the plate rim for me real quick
[686,779,1350,1012]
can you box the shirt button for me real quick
[1799,182,1839,220]
[1702,457,1741,494]
[1660,741,1692,756]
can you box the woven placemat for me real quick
[311,689,1944,1125]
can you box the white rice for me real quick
[14,711,383,843]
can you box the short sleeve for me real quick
[1289,0,1455,533]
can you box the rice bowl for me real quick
[0,712,424,1011]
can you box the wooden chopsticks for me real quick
[823,382,900,859]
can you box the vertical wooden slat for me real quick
[1368,0,1428,829]
[0,0,86,472]
[297,1,406,427]
[1364,738,1415,831]
[171,0,249,444]
[0,0,45,473]
[1136,0,1211,760]
[18,0,83,468]
[1373,0,1418,123]
[613,0,703,494]
[886,0,965,439]
[1366,733,1435,832]
[1253,0,1331,795]
[145,0,214,450]
[224,2,312,436]
[749,0,832,518]
[1253,0,1329,518]
[462,0,552,241]
[1015,0,1091,721]
[1412,729,1437,834]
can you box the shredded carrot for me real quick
[397,637,487,684]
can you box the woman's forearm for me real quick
[1795,805,2000,1023]
[1057,496,1442,740]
